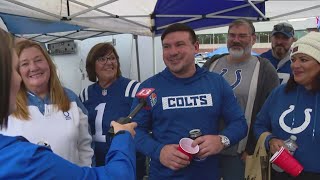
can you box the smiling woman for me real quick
[289,32,320,91]
[0,29,137,180]
[79,42,145,179]
[0,40,94,167]
[18,46,51,98]
[254,32,320,180]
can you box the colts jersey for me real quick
[79,76,140,166]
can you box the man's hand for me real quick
[269,138,285,154]
[159,144,190,170]
[191,135,224,159]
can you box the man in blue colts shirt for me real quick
[132,23,248,180]
[261,22,295,84]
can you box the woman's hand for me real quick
[269,138,285,154]
[111,121,137,138]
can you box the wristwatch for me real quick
[219,135,230,147]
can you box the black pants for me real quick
[272,169,320,180]
[136,152,147,180]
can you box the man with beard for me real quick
[261,22,295,84]
[203,18,279,180]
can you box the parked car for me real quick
[195,53,207,67]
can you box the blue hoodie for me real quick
[132,66,248,180]
[0,131,136,179]
[254,84,320,173]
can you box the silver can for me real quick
[189,129,206,161]
[189,129,202,140]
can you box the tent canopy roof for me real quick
[1,0,319,43]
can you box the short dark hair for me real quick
[0,29,14,128]
[86,43,121,82]
[161,23,197,44]
[228,18,256,35]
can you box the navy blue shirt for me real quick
[261,49,292,84]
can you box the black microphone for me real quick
[108,88,155,134]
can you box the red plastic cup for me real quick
[177,138,199,160]
[270,146,304,177]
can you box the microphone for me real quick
[108,88,155,134]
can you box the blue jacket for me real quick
[254,84,320,173]
[132,66,247,180]
[0,131,136,179]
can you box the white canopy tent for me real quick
[0,0,319,45]
[1,0,319,37]
[265,0,320,21]
[1,0,319,90]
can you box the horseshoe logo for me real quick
[279,105,312,134]
[220,68,242,89]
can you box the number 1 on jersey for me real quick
[93,103,106,142]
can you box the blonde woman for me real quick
[0,29,137,179]
[1,40,93,166]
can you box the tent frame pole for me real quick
[4,0,62,20]
[68,0,148,29]
[156,1,265,32]
[133,35,141,82]
[247,0,267,20]
[68,0,118,19]
[269,4,320,20]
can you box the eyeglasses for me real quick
[227,33,252,40]
[273,24,294,34]
[96,55,117,64]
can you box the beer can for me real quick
[189,129,202,140]
[189,129,206,161]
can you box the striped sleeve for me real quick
[79,87,88,102]
[125,80,141,98]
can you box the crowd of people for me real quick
[0,17,319,180]
[0,28,137,179]
[203,18,279,179]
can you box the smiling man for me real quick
[132,23,248,180]
[203,18,279,180]
[261,22,295,84]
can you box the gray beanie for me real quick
[291,31,320,63]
